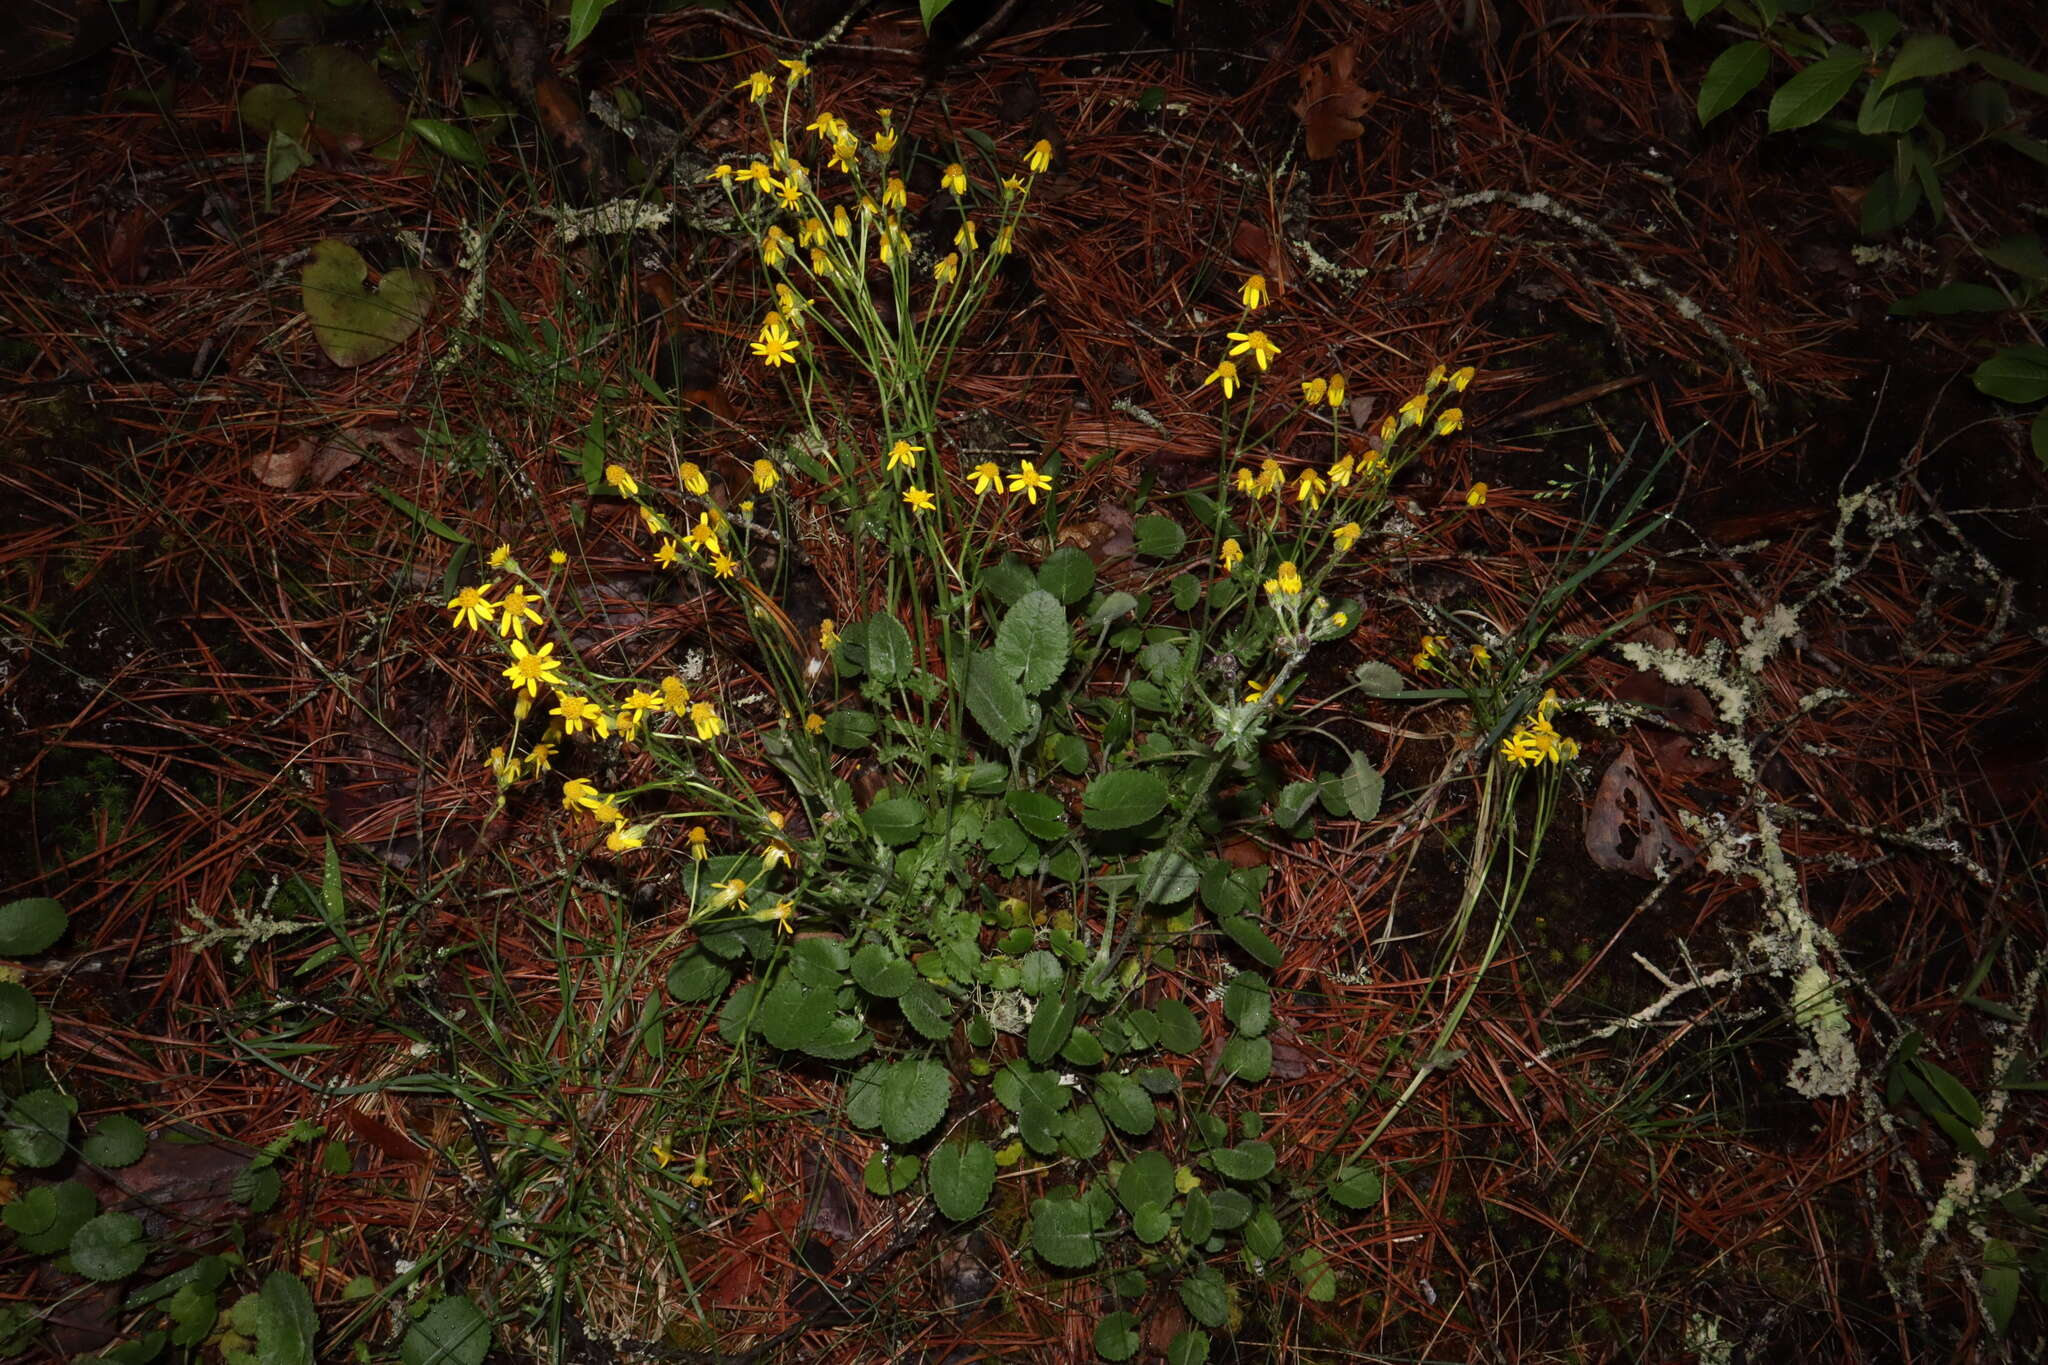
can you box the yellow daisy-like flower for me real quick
[1451,366,1475,392]
[1226,329,1280,372]
[686,1156,713,1189]
[1332,521,1362,551]
[761,225,791,268]
[883,175,907,209]
[502,639,565,697]
[807,110,845,141]
[941,162,967,195]
[1294,468,1328,507]
[1263,561,1303,598]
[799,217,828,248]
[708,877,751,911]
[524,741,555,775]
[1398,393,1429,427]
[874,126,898,155]
[827,136,857,174]
[809,247,835,279]
[661,675,690,711]
[752,459,779,492]
[1254,458,1285,497]
[738,161,774,190]
[778,57,810,83]
[1220,538,1243,572]
[711,552,740,578]
[1301,378,1326,405]
[804,712,826,735]
[1470,643,1492,667]
[1204,360,1240,399]
[776,179,804,212]
[495,584,543,640]
[954,219,978,252]
[605,822,647,853]
[969,461,1003,495]
[649,1140,674,1170]
[548,548,568,566]
[686,825,710,860]
[1026,138,1053,173]
[993,224,1015,254]
[752,321,800,367]
[487,745,517,786]
[1411,634,1448,671]
[1328,454,1355,488]
[551,691,612,739]
[933,252,960,285]
[654,539,681,569]
[1326,374,1346,407]
[1240,274,1268,309]
[1427,364,1447,391]
[737,71,774,103]
[487,543,513,569]
[755,898,797,933]
[1008,461,1053,505]
[621,687,665,720]
[685,514,721,557]
[885,439,923,472]
[1377,414,1399,444]
[690,700,723,742]
[706,164,734,183]
[1001,174,1026,196]
[902,485,936,514]
[819,619,840,651]
[1438,408,1465,436]
[1233,467,1257,497]
[446,585,496,632]
[561,778,603,812]
[678,461,710,496]
[1464,481,1488,507]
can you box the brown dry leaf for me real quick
[1291,41,1379,160]
[1585,745,1691,879]
[250,439,313,489]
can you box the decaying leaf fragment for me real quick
[1291,41,1379,160]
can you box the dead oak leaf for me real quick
[1292,42,1379,160]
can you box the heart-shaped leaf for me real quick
[301,239,430,368]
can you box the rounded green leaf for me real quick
[401,1294,490,1365]
[862,795,927,846]
[1094,1311,1141,1361]
[0,898,68,956]
[964,650,1034,747]
[4,1088,76,1168]
[1091,1072,1157,1136]
[1339,751,1385,822]
[1974,345,2048,404]
[665,949,731,1003]
[1219,1034,1272,1082]
[1767,47,1866,131]
[1115,1150,1175,1213]
[1877,33,1969,95]
[879,1058,950,1144]
[927,1139,996,1220]
[1167,1328,1213,1365]
[299,239,431,368]
[1698,41,1770,125]
[1177,1266,1231,1327]
[1219,914,1284,968]
[1222,972,1272,1037]
[82,1116,148,1169]
[0,1003,52,1059]
[1294,1248,1338,1302]
[1029,1195,1100,1268]
[851,943,915,998]
[1133,515,1187,558]
[406,117,487,168]
[1005,789,1069,842]
[1154,998,1204,1054]
[283,45,405,144]
[1081,769,1169,830]
[0,982,36,1040]
[865,1150,922,1194]
[1328,1164,1384,1210]
[1131,1203,1172,1244]
[758,977,834,1051]
[898,980,954,1041]
[70,1212,148,1283]
[995,590,1070,696]
[1036,546,1096,604]
[1210,1139,1276,1182]
[3,1179,96,1254]
[1181,1187,1214,1244]
[844,1062,887,1130]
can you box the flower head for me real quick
[1026,138,1053,173]
[1220,538,1243,572]
[1438,408,1465,436]
[903,485,936,514]
[755,898,797,933]
[502,639,565,697]
[524,742,555,775]
[941,162,967,195]
[752,458,779,492]
[1326,374,1346,408]
[778,58,810,84]
[1203,359,1240,399]
[605,821,648,853]
[819,619,840,651]
[551,691,612,739]
[804,712,825,735]
[678,461,710,496]
[1464,481,1487,507]
[1411,634,1448,672]
[690,700,723,742]
[711,552,740,578]
[885,439,923,472]
[1328,454,1355,488]
[487,543,513,569]
[1451,366,1475,392]
[1294,468,1328,508]
[1332,521,1361,552]
[1226,330,1280,372]
[1301,377,1326,406]
[874,126,898,155]
[661,675,690,712]
[1262,561,1303,598]
[496,584,543,640]
[446,586,496,632]
[954,219,978,252]
[737,71,774,103]
[752,320,800,367]
[933,252,959,285]
[883,174,907,209]
[561,778,604,812]
[686,825,709,860]
[1240,274,1268,310]
[549,548,568,567]
[1254,458,1285,497]
[969,461,1002,495]
[1007,461,1053,505]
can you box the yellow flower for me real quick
[1328,454,1354,488]
[903,485,936,514]
[487,543,513,569]
[885,439,923,472]
[1377,414,1399,444]
[650,1140,674,1169]
[807,110,845,141]
[487,745,517,785]
[1254,458,1285,497]
[1001,174,1026,197]
[679,461,710,496]
[1244,678,1266,704]
[686,1156,712,1189]
[819,618,840,651]
[738,161,774,189]
[874,126,898,155]
[933,252,959,284]
[941,162,967,195]
[1232,467,1257,497]
[1333,522,1361,551]
[605,821,647,853]
[1438,408,1465,436]
[622,687,665,719]
[1464,481,1487,507]
[686,825,709,860]
[496,584,543,640]
[778,57,810,83]
[690,700,723,741]
[1326,373,1346,407]
[755,898,797,933]
[883,175,907,209]
[711,552,740,578]
[1263,561,1303,597]
[1220,538,1243,572]
[707,163,734,183]
[752,320,800,367]
[502,639,565,697]
[654,538,680,569]
[1026,138,1053,173]
[737,71,774,103]
[446,585,496,632]
[954,219,978,252]
[827,135,857,174]
[1203,359,1240,399]
[993,224,1014,254]
[742,1170,768,1204]
[1227,330,1280,371]
[661,675,690,711]
[1008,461,1053,505]
[804,712,825,735]
[551,691,612,739]
[969,461,1003,495]
[752,458,779,492]
[1301,377,1326,405]
[1426,364,1447,391]
[1294,468,1328,507]
[1398,393,1429,427]
[1451,366,1475,392]
[761,225,790,268]
[524,741,555,775]
[561,778,603,812]
[1240,274,1268,310]
[808,247,835,279]
[708,877,751,911]
[549,548,568,566]
[1411,635,1448,671]
[1470,644,1492,666]
[775,178,804,214]
[799,217,828,249]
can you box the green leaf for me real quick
[1856,83,1924,135]
[1878,34,1969,95]
[1243,1205,1283,1258]
[1974,49,2048,98]
[1767,47,1865,131]
[864,1150,921,1194]
[1037,546,1097,604]
[1057,1102,1106,1159]
[1027,990,1079,1064]
[758,977,834,1051]
[927,1139,996,1220]
[665,949,732,1003]
[4,1088,76,1167]
[300,239,431,368]
[1889,283,2009,315]
[1294,1248,1338,1302]
[1167,1329,1213,1365]
[851,943,915,998]
[1094,1312,1141,1361]
[1984,234,2048,281]
[1860,168,1921,234]
[1133,515,1187,558]
[2,1179,96,1253]
[964,650,1034,747]
[1698,42,1770,125]
[1222,972,1271,1037]
[1177,1266,1231,1327]
[1030,1195,1100,1268]
[402,1295,490,1365]
[995,590,1070,696]
[1328,1164,1383,1210]
[82,1116,148,1169]
[565,0,622,51]
[0,982,35,1040]
[1005,789,1068,841]
[1849,10,1900,52]
[844,1062,887,1130]
[1339,751,1384,821]
[283,45,406,144]
[1210,1140,1276,1181]
[862,795,927,846]
[1092,1072,1157,1136]
[919,0,957,31]
[1082,769,1169,830]
[1116,1150,1175,1213]
[70,1212,149,1283]
[1219,1034,1271,1081]
[1218,914,1284,968]
[407,118,487,168]
[1155,998,1204,1054]
[1915,1060,1985,1129]
[1974,345,2048,404]
[374,485,468,545]
[0,1002,51,1059]
[1135,848,1199,905]
[822,708,878,748]
[0,897,68,956]
[1181,1186,1215,1244]
[864,611,913,685]
[879,1059,950,1144]
[978,554,1037,605]
[1983,1238,2020,1335]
